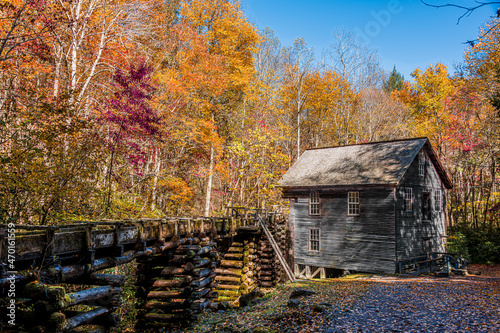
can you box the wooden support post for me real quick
[43,228,56,264]
[158,220,164,243]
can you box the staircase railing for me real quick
[398,252,468,275]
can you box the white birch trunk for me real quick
[150,149,160,212]
[204,146,214,217]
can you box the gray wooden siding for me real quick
[395,148,447,260]
[292,189,396,274]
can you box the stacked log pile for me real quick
[0,212,288,330]
[215,234,259,304]
[256,238,277,287]
[253,216,288,287]
[271,223,287,283]
[7,277,123,332]
[135,232,218,329]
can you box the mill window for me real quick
[404,188,413,212]
[418,151,425,177]
[348,192,360,216]
[310,192,320,215]
[434,190,442,212]
[309,228,320,252]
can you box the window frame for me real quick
[308,228,320,252]
[418,151,425,177]
[404,187,413,212]
[434,189,442,212]
[348,191,360,216]
[309,192,320,216]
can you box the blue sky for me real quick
[242,0,498,80]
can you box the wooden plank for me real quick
[143,299,192,310]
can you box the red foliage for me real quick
[99,61,160,167]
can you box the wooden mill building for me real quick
[279,138,453,275]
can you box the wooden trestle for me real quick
[0,210,289,332]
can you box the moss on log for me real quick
[215,275,241,283]
[24,282,65,302]
[220,260,243,268]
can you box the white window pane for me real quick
[418,152,425,176]
[310,192,320,215]
[434,190,442,212]
[348,192,359,215]
[309,228,320,251]
[404,188,413,212]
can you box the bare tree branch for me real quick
[421,1,500,46]
[0,0,54,62]
[421,0,500,24]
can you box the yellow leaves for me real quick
[158,175,194,206]
[410,63,454,115]
[393,63,456,142]
[180,0,260,92]
[166,116,224,157]
[464,17,500,95]
[298,69,359,147]
[155,21,230,117]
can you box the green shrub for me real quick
[475,241,500,265]
[448,227,500,264]
[447,231,470,261]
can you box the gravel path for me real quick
[322,274,500,333]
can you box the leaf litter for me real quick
[170,265,499,333]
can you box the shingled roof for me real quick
[278,138,452,189]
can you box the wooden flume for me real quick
[0,209,290,331]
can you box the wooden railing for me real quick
[0,218,227,276]
[397,252,468,275]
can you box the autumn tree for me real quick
[394,63,455,156]
[464,17,500,114]
[98,61,160,215]
[357,88,410,142]
[178,0,259,215]
[226,29,290,210]
[280,38,316,161]
[301,69,358,148]
[0,89,102,224]
[0,0,56,63]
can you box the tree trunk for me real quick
[150,149,161,211]
[104,149,116,216]
[204,146,214,217]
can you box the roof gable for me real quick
[279,138,452,189]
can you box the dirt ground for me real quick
[177,264,500,333]
[323,266,500,332]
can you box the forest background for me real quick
[1,0,499,263]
